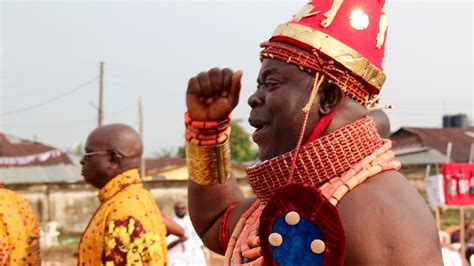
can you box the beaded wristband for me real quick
[185,112,231,130]
[184,112,231,146]
[186,138,231,185]
[186,126,231,146]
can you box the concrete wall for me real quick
[8,178,253,235]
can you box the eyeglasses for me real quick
[83,150,124,159]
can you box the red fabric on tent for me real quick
[442,163,474,206]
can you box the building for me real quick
[390,126,474,203]
[0,132,81,184]
[392,127,474,164]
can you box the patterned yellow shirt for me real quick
[79,169,167,266]
[0,186,40,265]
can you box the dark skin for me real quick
[186,59,443,264]
[167,201,191,250]
[174,201,187,218]
[81,124,189,247]
[368,109,391,138]
[163,216,186,238]
[451,212,473,243]
[80,123,143,189]
[163,207,188,250]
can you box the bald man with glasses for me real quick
[79,123,167,265]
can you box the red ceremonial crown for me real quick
[261,0,388,106]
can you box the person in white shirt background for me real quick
[167,201,208,266]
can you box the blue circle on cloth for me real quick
[272,214,324,266]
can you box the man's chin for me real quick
[257,147,264,161]
[83,176,97,188]
[257,146,274,162]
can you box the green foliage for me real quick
[176,145,186,158]
[230,121,257,163]
[441,207,474,229]
[73,143,84,157]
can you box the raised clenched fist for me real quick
[186,68,242,122]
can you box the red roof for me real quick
[391,127,474,163]
[0,133,72,167]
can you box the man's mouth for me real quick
[254,124,264,132]
[248,117,269,143]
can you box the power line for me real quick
[1,76,99,116]
[2,104,135,129]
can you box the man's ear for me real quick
[318,81,343,115]
[107,151,122,169]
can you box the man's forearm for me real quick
[162,217,185,237]
[167,236,187,250]
[185,124,253,253]
[188,178,246,253]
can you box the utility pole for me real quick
[138,97,146,179]
[98,61,104,127]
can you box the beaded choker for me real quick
[247,117,385,204]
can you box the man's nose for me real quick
[248,90,264,109]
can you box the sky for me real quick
[1,0,473,156]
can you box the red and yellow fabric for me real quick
[0,188,40,266]
[79,169,167,266]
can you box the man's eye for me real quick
[257,80,280,90]
[265,81,279,90]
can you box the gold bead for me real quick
[310,239,325,254]
[285,211,300,226]
[268,233,283,247]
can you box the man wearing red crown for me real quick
[184,0,442,265]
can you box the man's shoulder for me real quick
[112,184,155,204]
[106,186,160,219]
[338,170,434,232]
[0,188,25,201]
[336,170,442,264]
[0,188,36,215]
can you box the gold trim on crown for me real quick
[272,23,386,90]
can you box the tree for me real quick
[72,143,84,157]
[230,121,257,163]
[176,145,186,158]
